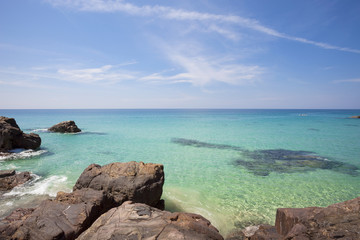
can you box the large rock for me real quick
[0,170,32,191]
[0,116,41,152]
[77,201,224,240]
[275,196,360,239]
[350,115,360,119]
[73,161,164,207]
[0,208,35,238]
[48,120,81,133]
[1,161,165,240]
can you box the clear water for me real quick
[1,109,359,234]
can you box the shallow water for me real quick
[1,109,359,234]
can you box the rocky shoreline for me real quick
[1,117,359,239]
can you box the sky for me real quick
[0,0,360,109]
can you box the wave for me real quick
[31,128,49,133]
[0,149,48,161]
[3,174,69,197]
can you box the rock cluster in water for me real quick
[0,116,41,152]
[48,120,81,133]
[172,138,359,176]
[0,161,223,240]
[0,170,31,191]
[350,115,360,118]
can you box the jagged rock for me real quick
[48,120,81,133]
[0,170,31,191]
[226,225,281,240]
[1,162,164,240]
[0,208,35,238]
[275,196,360,240]
[77,201,224,240]
[0,116,41,152]
[73,161,164,207]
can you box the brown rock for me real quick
[73,161,164,207]
[226,225,281,240]
[48,120,81,133]
[0,208,35,238]
[77,201,224,240]
[350,115,360,118]
[276,196,360,240]
[0,116,41,152]
[0,170,31,191]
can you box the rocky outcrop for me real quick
[73,161,164,208]
[0,170,32,191]
[1,161,165,240]
[350,115,360,119]
[0,116,41,152]
[77,201,224,240]
[228,196,360,240]
[48,120,81,133]
[0,208,35,238]
[275,196,360,240]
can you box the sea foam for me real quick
[0,149,47,161]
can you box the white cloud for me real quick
[333,78,360,83]
[140,49,263,86]
[46,0,360,54]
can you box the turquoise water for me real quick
[1,109,360,234]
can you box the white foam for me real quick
[0,149,47,161]
[31,128,49,133]
[4,174,69,197]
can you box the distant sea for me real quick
[1,109,360,234]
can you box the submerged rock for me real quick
[0,170,32,191]
[48,120,81,133]
[77,201,224,240]
[0,116,41,152]
[171,138,359,176]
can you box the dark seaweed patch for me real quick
[308,128,320,131]
[171,138,359,176]
[171,138,243,151]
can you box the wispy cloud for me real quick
[46,0,360,54]
[333,78,360,83]
[140,47,263,86]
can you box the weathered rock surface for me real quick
[275,196,360,240]
[73,161,164,207]
[0,170,32,191]
[0,161,164,240]
[226,225,281,240]
[0,208,35,238]
[77,201,224,240]
[0,116,41,152]
[48,120,81,133]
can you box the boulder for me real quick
[77,201,224,240]
[48,120,81,133]
[275,196,360,239]
[0,116,41,152]
[350,115,360,119]
[0,170,32,191]
[0,208,35,238]
[225,225,281,240]
[73,161,164,207]
[1,161,164,240]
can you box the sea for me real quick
[0,109,359,235]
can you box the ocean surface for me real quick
[1,109,360,234]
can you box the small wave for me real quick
[78,131,107,136]
[0,149,48,161]
[4,174,69,197]
[31,128,49,133]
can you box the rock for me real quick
[275,196,360,240]
[77,201,224,240]
[0,170,31,191]
[0,208,35,238]
[350,115,360,119]
[48,120,81,133]
[226,225,281,240]
[0,116,41,152]
[1,161,165,240]
[73,161,164,207]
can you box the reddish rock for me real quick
[73,161,164,207]
[350,115,360,119]
[0,116,41,152]
[0,208,35,237]
[0,170,32,191]
[48,120,81,133]
[77,201,224,240]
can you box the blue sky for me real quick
[0,0,359,109]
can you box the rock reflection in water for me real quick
[171,138,359,176]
